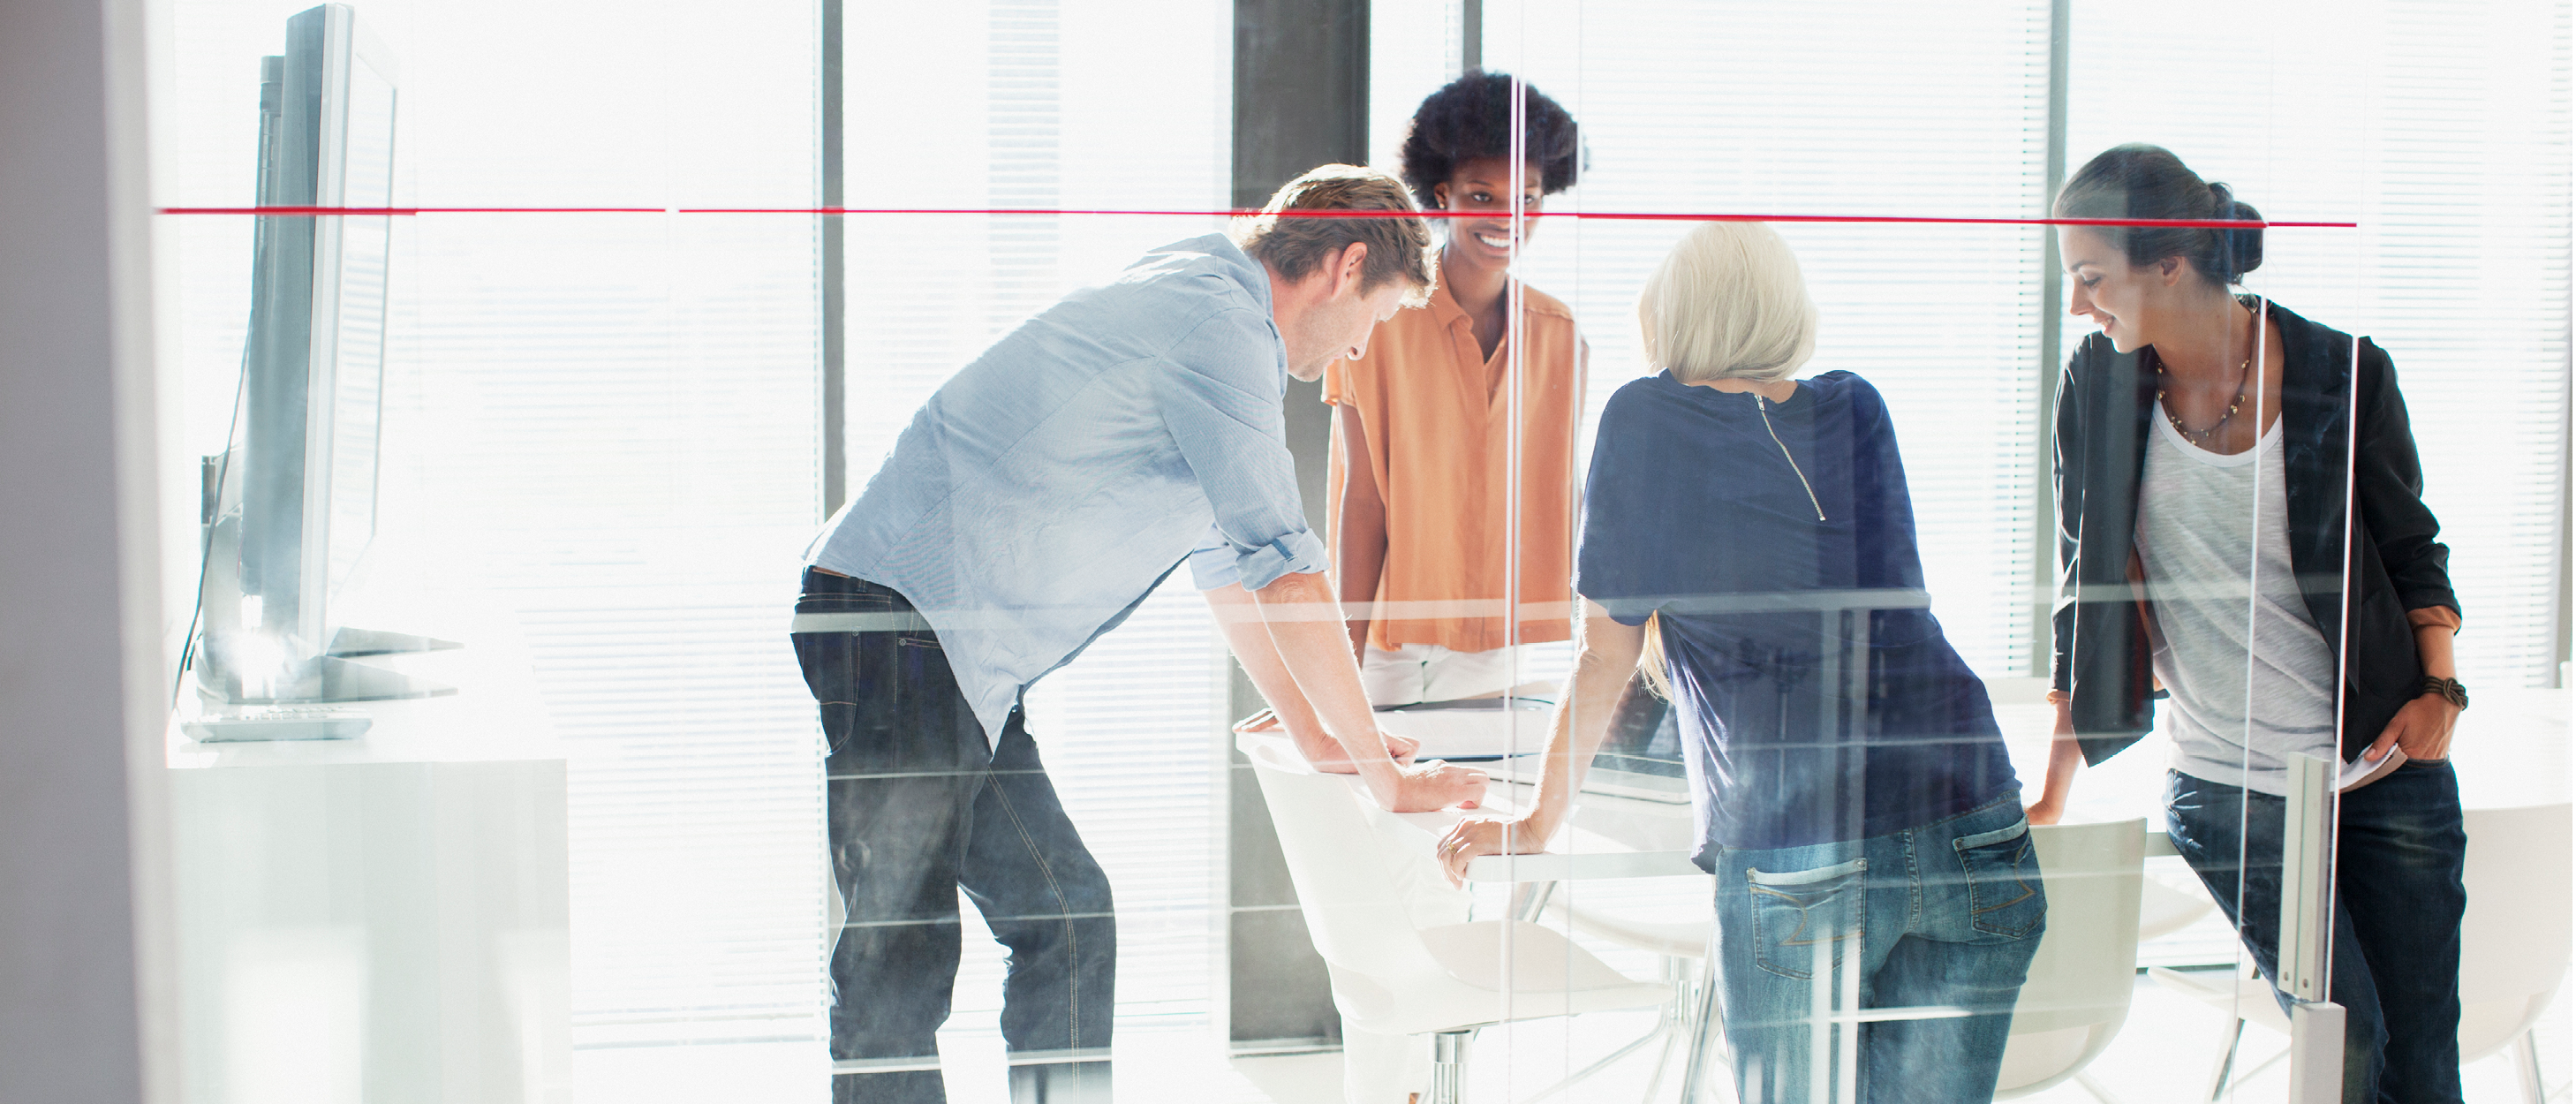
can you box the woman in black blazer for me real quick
[2028,145,2468,1104]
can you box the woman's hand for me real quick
[2367,693,2462,763]
[2026,695,2081,826]
[1435,816,1542,887]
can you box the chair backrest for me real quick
[1994,819,2147,1099]
[1238,734,1440,985]
[2009,819,2148,1034]
[2455,803,2572,1060]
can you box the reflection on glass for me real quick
[2043,144,2469,1102]
[139,3,2571,1101]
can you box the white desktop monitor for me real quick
[240,2,398,661]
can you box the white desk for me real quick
[169,643,571,1104]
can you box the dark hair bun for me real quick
[2054,144,2262,286]
[2208,182,2264,283]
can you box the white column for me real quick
[0,0,179,1100]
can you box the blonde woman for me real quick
[1437,223,2040,1102]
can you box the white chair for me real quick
[2137,869,2217,942]
[1239,733,1673,1104]
[1994,819,2149,1102]
[1545,818,2151,1103]
[1535,881,1721,1102]
[2154,802,2572,1102]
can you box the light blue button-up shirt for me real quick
[805,233,1327,743]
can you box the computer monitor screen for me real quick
[238,2,397,658]
[322,47,394,605]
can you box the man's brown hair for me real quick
[1234,164,1437,307]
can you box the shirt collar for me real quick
[1426,276,1472,330]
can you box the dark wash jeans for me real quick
[792,569,1114,1104]
[2165,765,2467,1104]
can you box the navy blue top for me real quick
[1578,371,2018,860]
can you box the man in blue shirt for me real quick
[790,165,1489,1104]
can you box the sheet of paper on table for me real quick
[1372,697,1556,760]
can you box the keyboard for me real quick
[183,706,374,742]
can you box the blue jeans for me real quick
[792,570,1114,1104]
[1711,794,2045,1104]
[2165,766,2466,1104]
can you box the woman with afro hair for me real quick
[1325,71,1590,709]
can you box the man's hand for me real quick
[2367,693,2461,764]
[1292,725,1419,771]
[1210,571,1474,812]
[1390,760,1486,813]
[1435,815,1539,886]
[1239,708,1420,769]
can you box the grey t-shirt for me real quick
[2134,410,2338,796]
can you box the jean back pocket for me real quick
[1747,857,1866,980]
[1953,817,2043,939]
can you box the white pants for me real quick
[1359,643,1522,707]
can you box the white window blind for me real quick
[2066,0,2571,687]
[165,0,830,1053]
[1394,0,2056,679]
[841,0,1235,1031]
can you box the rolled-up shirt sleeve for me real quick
[1158,308,1329,593]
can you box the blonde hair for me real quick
[1636,222,1817,384]
[1234,164,1439,308]
[1639,613,1673,699]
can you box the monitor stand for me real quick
[328,625,463,659]
[199,651,456,706]
[307,653,457,702]
[192,469,462,706]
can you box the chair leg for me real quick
[1643,957,1690,1103]
[1680,957,1727,1104]
[1429,1030,1474,1104]
[2207,1017,2245,1100]
[2514,1028,2546,1104]
[1515,1013,1670,1104]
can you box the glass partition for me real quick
[151,1,2567,1102]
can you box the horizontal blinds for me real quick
[843,0,1233,1025]
[2066,0,2570,687]
[1468,0,2053,678]
[2359,0,2568,686]
[167,0,829,1047]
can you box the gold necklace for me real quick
[2155,355,2251,447]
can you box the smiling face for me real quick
[1432,156,1546,270]
[2059,226,2193,353]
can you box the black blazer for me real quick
[2049,299,2459,767]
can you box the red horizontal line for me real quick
[152,204,2354,229]
[156,206,663,215]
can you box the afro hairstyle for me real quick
[1398,71,1584,208]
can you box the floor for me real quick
[573,688,2572,1102]
[572,974,2570,1103]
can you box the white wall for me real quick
[0,0,179,1099]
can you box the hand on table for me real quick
[2366,692,2462,764]
[1435,816,1541,887]
[1389,760,1487,813]
[1236,707,1421,769]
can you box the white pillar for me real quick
[0,0,178,1100]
